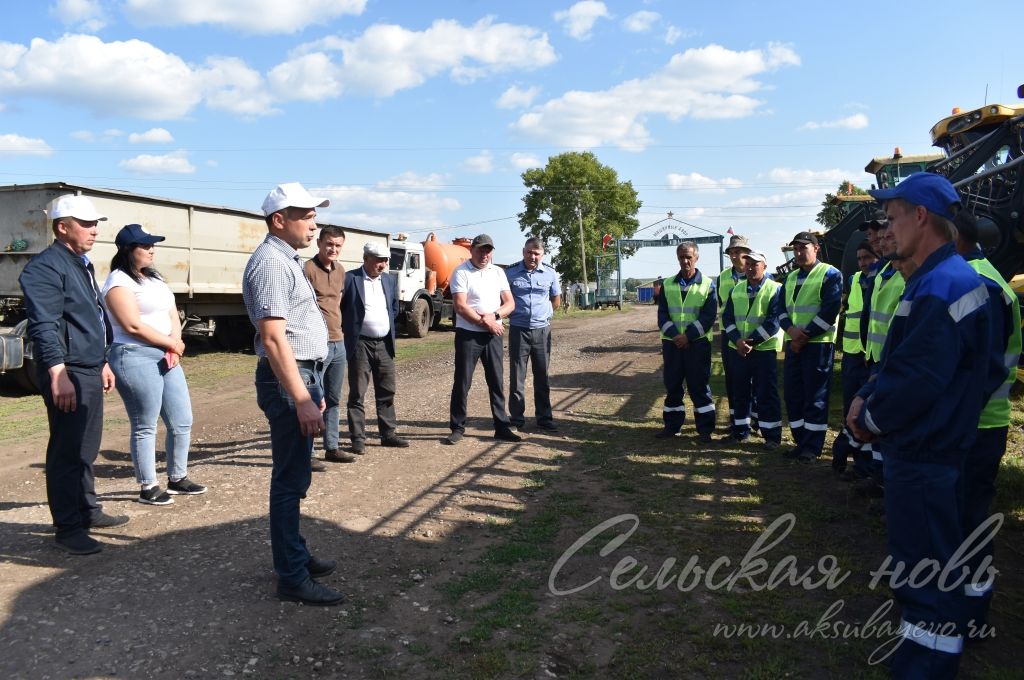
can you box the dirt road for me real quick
[0,306,661,679]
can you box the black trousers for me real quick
[346,337,398,444]
[508,325,553,427]
[449,328,510,433]
[39,365,104,539]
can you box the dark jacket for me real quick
[19,241,111,372]
[341,266,399,358]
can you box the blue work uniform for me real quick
[657,270,718,436]
[856,242,1002,678]
[716,267,746,421]
[831,269,873,474]
[779,262,843,458]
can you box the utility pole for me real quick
[576,190,589,308]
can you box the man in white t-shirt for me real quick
[443,234,521,445]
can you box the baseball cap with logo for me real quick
[115,223,166,248]
[261,182,330,217]
[867,172,961,220]
[47,194,107,222]
[789,231,819,246]
[470,234,494,249]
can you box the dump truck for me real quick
[0,182,388,391]
[388,232,470,337]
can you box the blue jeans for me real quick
[109,343,193,485]
[255,358,322,588]
[321,340,346,452]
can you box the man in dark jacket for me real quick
[341,242,409,455]
[19,194,129,555]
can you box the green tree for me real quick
[815,181,868,229]
[623,277,644,292]
[518,151,641,285]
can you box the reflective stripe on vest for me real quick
[865,263,906,362]
[661,275,713,341]
[729,278,783,351]
[784,262,837,343]
[970,257,1022,428]
[842,271,866,354]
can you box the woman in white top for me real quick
[102,224,206,505]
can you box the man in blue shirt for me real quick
[506,237,562,431]
[656,241,718,444]
[850,172,1002,678]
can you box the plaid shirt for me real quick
[243,234,328,361]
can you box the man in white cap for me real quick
[340,241,408,455]
[243,182,343,606]
[19,194,129,555]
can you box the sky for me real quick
[2,0,1022,281]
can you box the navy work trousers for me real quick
[728,348,781,444]
[831,351,870,473]
[661,338,715,435]
[783,341,834,456]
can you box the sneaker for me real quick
[277,577,345,606]
[380,435,410,448]
[494,428,523,443]
[87,512,130,528]
[139,486,174,505]
[442,431,463,445]
[167,477,208,495]
[55,533,102,555]
[326,449,356,463]
[307,555,337,578]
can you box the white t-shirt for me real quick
[449,260,510,331]
[101,269,176,345]
[361,273,391,338]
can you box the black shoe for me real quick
[536,421,558,432]
[307,555,337,578]
[442,431,463,445]
[326,449,356,463]
[277,577,345,606]
[351,441,366,455]
[697,433,713,444]
[654,429,678,439]
[719,434,749,444]
[853,477,885,498]
[87,512,130,529]
[139,486,173,506]
[167,477,208,495]
[782,447,802,459]
[494,428,523,442]
[839,469,867,483]
[55,533,102,555]
[380,435,410,448]
[797,451,817,463]
[762,440,782,452]
[311,458,328,472]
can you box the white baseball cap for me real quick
[363,242,390,258]
[744,249,767,264]
[261,182,330,216]
[47,194,107,222]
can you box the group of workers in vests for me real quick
[655,172,1021,678]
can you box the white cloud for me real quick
[128,127,173,144]
[124,0,366,34]
[497,84,540,109]
[554,1,610,40]
[462,151,494,174]
[509,152,542,170]
[119,149,196,174]
[0,34,278,120]
[730,167,860,207]
[762,167,855,185]
[50,0,107,32]
[0,133,54,156]
[664,26,697,45]
[800,113,869,131]
[666,172,742,193]
[512,43,800,150]
[623,10,659,33]
[276,18,557,101]
[318,172,461,231]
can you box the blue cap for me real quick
[868,172,960,220]
[115,223,166,248]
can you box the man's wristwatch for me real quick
[494,311,501,321]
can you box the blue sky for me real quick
[2,0,1022,280]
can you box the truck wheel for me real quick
[12,320,40,393]
[408,299,430,338]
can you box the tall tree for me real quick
[518,152,641,285]
[815,180,869,229]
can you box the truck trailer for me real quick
[0,182,388,391]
